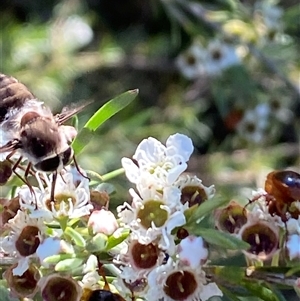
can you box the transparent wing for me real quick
[55,100,93,125]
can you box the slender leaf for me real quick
[65,226,86,247]
[55,258,84,272]
[185,196,229,225]
[44,253,77,264]
[242,280,281,301]
[72,89,138,154]
[186,227,249,250]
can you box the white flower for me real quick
[117,239,165,283]
[19,171,93,219]
[146,258,223,301]
[175,173,215,206]
[122,133,193,187]
[204,39,240,76]
[3,210,47,275]
[176,42,207,79]
[237,103,271,144]
[118,187,186,252]
[255,1,283,31]
[51,15,93,50]
[79,271,101,291]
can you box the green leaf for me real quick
[185,196,229,225]
[72,89,139,154]
[43,253,78,264]
[105,228,130,251]
[65,226,86,247]
[242,280,282,301]
[186,227,249,250]
[55,258,84,272]
[86,233,108,252]
[220,285,243,301]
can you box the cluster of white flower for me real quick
[0,167,93,299]
[176,39,241,79]
[235,97,293,145]
[116,133,222,301]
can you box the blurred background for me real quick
[0,0,299,204]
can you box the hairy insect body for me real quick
[0,73,81,172]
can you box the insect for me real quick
[247,170,300,221]
[0,73,89,201]
[87,289,126,301]
[264,170,300,220]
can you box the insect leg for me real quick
[72,154,90,181]
[7,155,37,207]
[50,171,57,202]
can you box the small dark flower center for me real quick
[164,270,197,300]
[186,54,197,66]
[241,223,278,256]
[245,122,256,133]
[131,241,159,269]
[42,277,78,301]
[181,186,208,207]
[13,266,39,295]
[15,225,40,256]
[217,203,247,234]
[211,49,222,60]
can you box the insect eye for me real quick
[61,147,73,166]
[34,156,60,172]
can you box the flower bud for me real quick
[0,159,12,185]
[0,196,20,230]
[178,235,208,268]
[88,209,118,235]
[90,190,110,210]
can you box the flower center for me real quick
[241,223,278,256]
[13,265,39,295]
[46,193,76,212]
[130,241,159,269]
[164,270,197,300]
[181,186,208,207]
[42,277,78,301]
[137,200,168,228]
[186,54,196,66]
[15,225,40,256]
[245,122,256,133]
[212,49,222,60]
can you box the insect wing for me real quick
[55,100,93,125]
